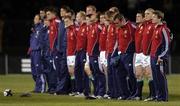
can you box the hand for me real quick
[118,51,121,55]
[27,48,32,55]
[157,57,163,65]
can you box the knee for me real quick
[135,66,143,80]
[84,67,92,76]
[68,66,75,76]
[136,71,143,80]
[144,69,152,79]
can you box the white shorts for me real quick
[99,51,107,66]
[67,55,75,66]
[135,53,150,67]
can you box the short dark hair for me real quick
[69,9,75,16]
[105,10,115,20]
[46,6,58,15]
[61,5,71,12]
[86,5,96,12]
[137,10,145,17]
[64,15,72,20]
[113,13,124,21]
[40,7,46,12]
[35,14,41,18]
[100,12,105,16]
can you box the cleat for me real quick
[96,95,103,99]
[144,97,156,102]
[74,92,85,97]
[69,92,77,96]
[131,96,142,100]
[117,96,127,100]
[85,96,96,100]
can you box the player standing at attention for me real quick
[104,10,119,99]
[150,10,170,102]
[74,11,89,97]
[28,14,46,93]
[142,8,156,101]
[64,14,77,96]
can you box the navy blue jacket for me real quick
[56,21,67,56]
[39,25,49,52]
[30,23,44,50]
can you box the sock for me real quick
[88,74,94,81]
[71,76,76,92]
[137,80,144,97]
[148,80,156,97]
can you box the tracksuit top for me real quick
[30,23,44,50]
[66,24,77,56]
[117,21,136,53]
[150,23,170,59]
[135,23,145,53]
[142,20,155,55]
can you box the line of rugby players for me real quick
[29,5,171,102]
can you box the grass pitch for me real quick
[0,74,180,106]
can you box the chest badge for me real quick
[124,35,127,38]
[155,35,158,39]
[147,31,149,34]
[50,26,54,30]
[148,26,151,30]
[124,30,127,34]
[82,28,85,32]
[71,32,73,36]
[139,31,142,34]
[156,30,159,35]
[91,29,95,37]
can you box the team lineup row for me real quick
[29,5,171,102]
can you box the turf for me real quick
[0,74,180,106]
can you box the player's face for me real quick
[100,15,105,24]
[64,18,70,26]
[86,16,91,25]
[145,10,153,21]
[40,10,45,20]
[114,18,120,25]
[104,19,109,26]
[90,14,97,22]
[60,8,67,17]
[105,15,110,22]
[152,14,160,24]
[46,11,53,20]
[136,13,144,23]
[44,19,50,26]
[76,13,81,23]
[86,7,95,15]
[34,15,41,24]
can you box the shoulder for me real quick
[128,21,136,29]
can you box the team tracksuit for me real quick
[116,21,137,99]
[29,23,46,93]
[150,23,170,101]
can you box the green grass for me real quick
[0,74,180,106]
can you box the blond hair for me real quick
[77,11,86,20]
[145,8,155,13]
[153,10,164,20]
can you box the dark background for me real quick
[0,0,179,74]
